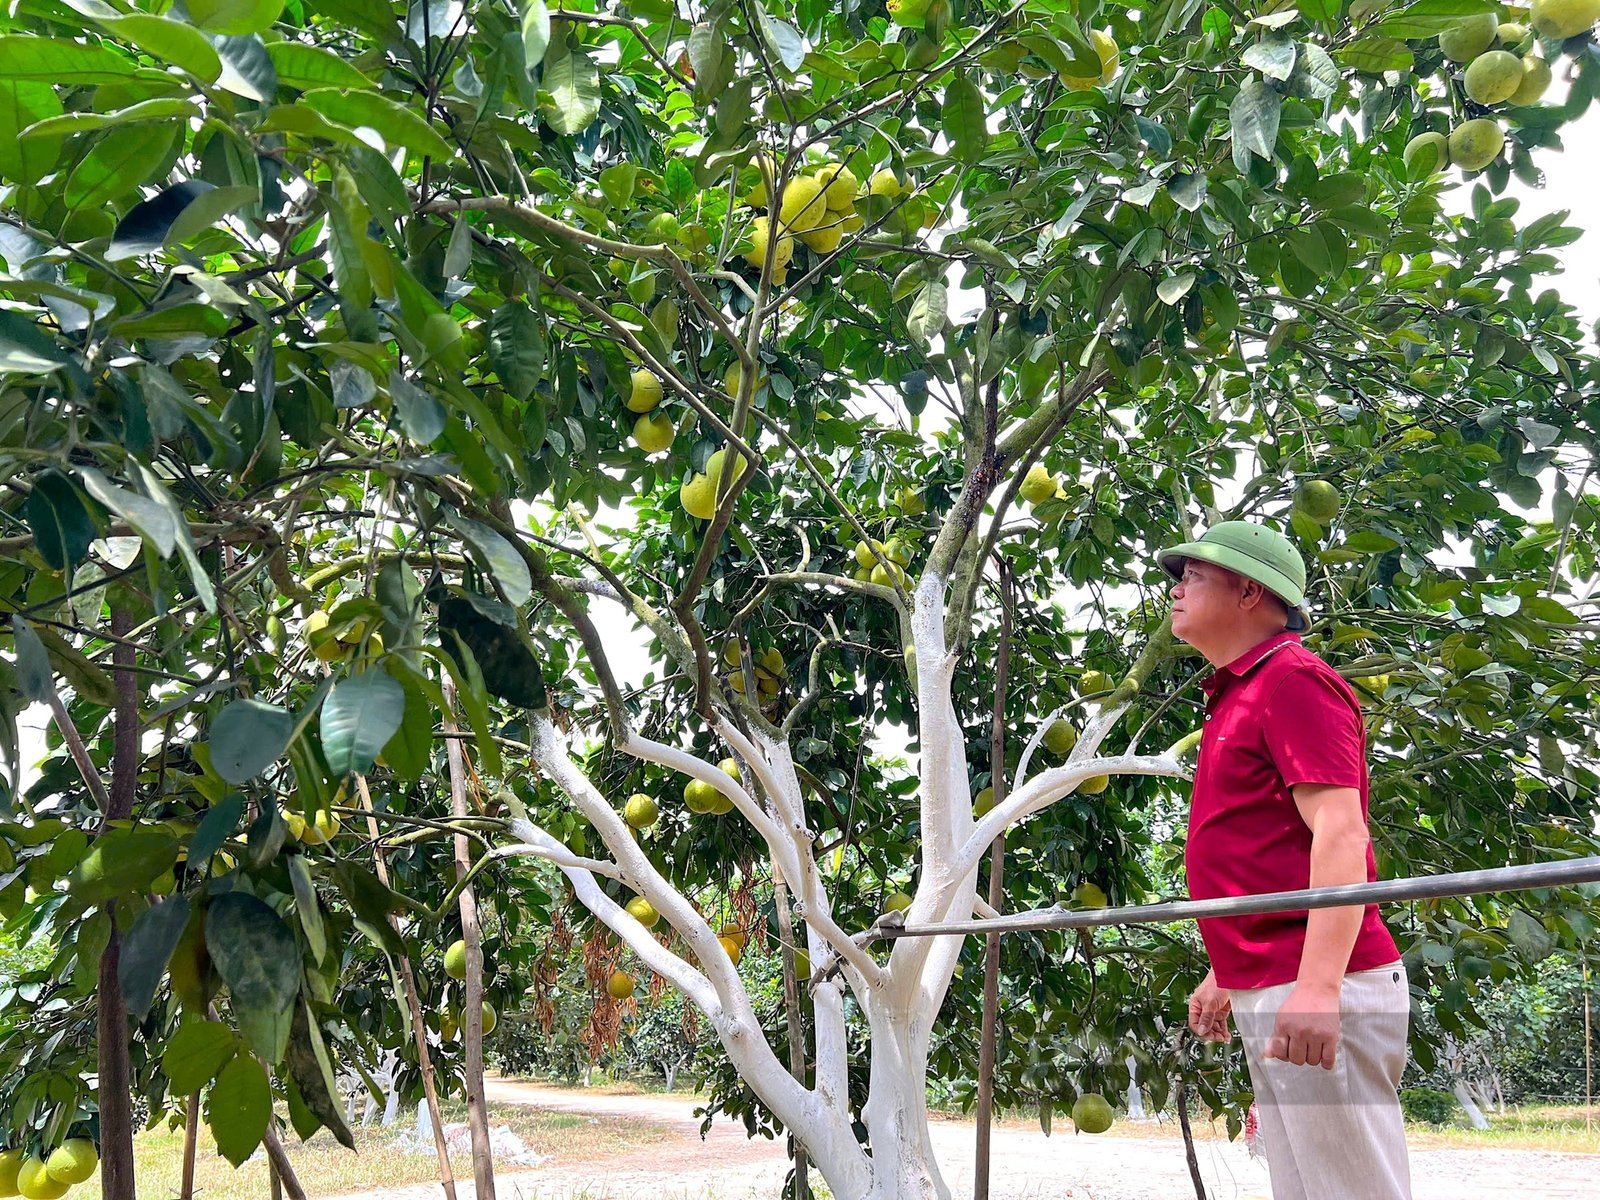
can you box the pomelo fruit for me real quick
[625,896,659,928]
[1438,13,1498,61]
[624,793,659,829]
[633,410,675,454]
[607,970,636,999]
[1449,118,1504,171]
[1071,1092,1115,1133]
[1293,478,1341,524]
[444,939,468,981]
[1464,50,1524,105]
[44,1139,97,1185]
[1531,0,1600,39]
[626,368,663,413]
[1043,719,1079,756]
[1403,131,1450,173]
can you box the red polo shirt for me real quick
[1185,631,1399,990]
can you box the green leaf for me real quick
[287,854,327,963]
[213,33,278,101]
[1242,33,1297,81]
[1506,910,1555,963]
[68,827,181,905]
[487,303,544,401]
[10,617,51,702]
[187,0,284,37]
[161,1017,239,1094]
[64,124,176,211]
[520,0,551,69]
[1289,42,1340,100]
[283,1000,355,1149]
[757,8,805,72]
[0,37,135,83]
[685,23,732,103]
[133,460,217,612]
[205,892,301,1063]
[321,671,406,777]
[109,180,256,261]
[265,41,372,90]
[26,469,99,571]
[99,15,223,81]
[541,38,601,136]
[119,895,191,1021]
[942,74,989,161]
[76,465,177,556]
[0,81,64,186]
[446,513,533,606]
[1167,171,1207,212]
[328,861,409,958]
[388,374,446,445]
[379,672,434,783]
[906,281,947,347]
[209,698,296,784]
[34,625,118,707]
[1377,0,1497,37]
[189,794,245,863]
[436,594,544,714]
[1157,272,1196,305]
[302,88,454,161]
[1229,78,1281,161]
[113,303,232,341]
[1335,36,1413,73]
[206,1054,272,1167]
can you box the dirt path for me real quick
[331,1080,1599,1200]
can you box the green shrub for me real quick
[1400,1086,1457,1125]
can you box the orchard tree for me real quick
[2,0,1600,1198]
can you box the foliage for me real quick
[0,0,1598,1191]
[1400,1085,1460,1125]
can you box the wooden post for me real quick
[443,681,496,1200]
[180,1092,200,1200]
[355,775,458,1199]
[974,564,1013,1200]
[773,868,811,1200]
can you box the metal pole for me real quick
[974,564,1012,1200]
[883,857,1600,939]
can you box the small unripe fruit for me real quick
[1293,479,1341,524]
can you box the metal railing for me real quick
[879,856,1600,939]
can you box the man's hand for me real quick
[1265,982,1341,1069]
[1188,968,1232,1043]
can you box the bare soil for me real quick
[329,1079,1600,1200]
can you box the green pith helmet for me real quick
[1156,520,1310,632]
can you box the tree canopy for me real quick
[0,0,1598,1193]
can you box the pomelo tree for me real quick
[1,0,1600,1197]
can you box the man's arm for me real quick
[1266,783,1371,1068]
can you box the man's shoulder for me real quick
[1256,641,1347,689]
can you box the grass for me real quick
[72,1100,671,1200]
[937,1100,1600,1153]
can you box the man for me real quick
[1156,520,1411,1200]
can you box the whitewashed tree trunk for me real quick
[505,562,1188,1199]
[1125,1055,1147,1120]
[1452,1080,1489,1129]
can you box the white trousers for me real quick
[1229,962,1413,1200]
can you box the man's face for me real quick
[1169,559,1243,643]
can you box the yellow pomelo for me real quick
[679,473,718,520]
[757,672,780,697]
[1293,478,1341,523]
[444,938,469,981]
[723,359,767,398]
[720,921,748,948]
[16,1159,66,1200]
[296,809,340,845]
[1071,882,1109,909]
[1079,669,1111,695]
[440,1010,459,1040]
[727,669,748,693]
[885,891,913,913]
[45,1139,97,1185]
[624,793,659,829]
[626,896,659,927]
[304,609,344,662]
[1498,21,1530,45]
[868,168,907,198]
[1063,29,1119,89]
[1532,0,1600,38]
[718,758,742,780]
[1438,13,1498,61]
[684,778,721,814]
[973,786,995,817]
[870,561,907,588]
[800,221,845,254]
[1403,131,1450,173]
[1079,774,1111,795]
[607,970,636,999]
[742,214,794,271]
[722,640,743,668]
[1019,464,1057,504]
[815,163,858,209]
[759,647,786,676]
[793,948,811,978]
[893,486,926,515]
[1072,1092,1115,1133]
[1510,55,1552,104]
[884,540,912,567]
[1449,118,1504,171]
[633,410,675,454]
[718,935,744,965]
[1354,674,1391,697]
[1464,50,1524,104]
[854,538,885,568]
[1043,719,1079,756]
[479,1000,497,1036]
[743,153,780,207]
[626,367,663,412]
[778,175,826,233]
[0,1149,23,1195]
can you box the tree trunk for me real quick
[1452,1079,1489,1129]
[974,564,1011,1200]
[97,607,139,1199]
[859,1004,948,1200]
[444,686,496,1200]
[180,1092,200,1200]
[773,868,811,1200]
[262,1119,308,1200]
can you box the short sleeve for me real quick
[1263,666,1365,789]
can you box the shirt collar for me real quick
[1201,631,1301,695]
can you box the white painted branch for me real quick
[622,729,806,885]
[504,815,716,1010]
[476,838,625,882]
